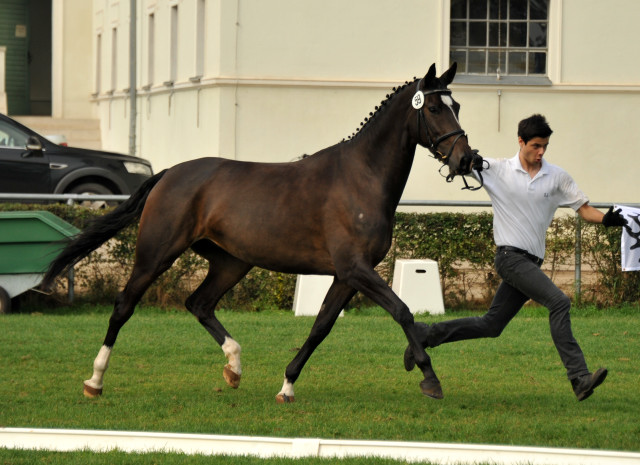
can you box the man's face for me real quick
[518,136,550,166]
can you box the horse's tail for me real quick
[40,169,168,290]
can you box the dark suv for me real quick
[0,113,153,201]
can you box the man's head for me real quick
[517,115,552,166]
[517,114,553,144]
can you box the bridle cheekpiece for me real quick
[412,79,487,191]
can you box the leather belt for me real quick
[497,246,544,266]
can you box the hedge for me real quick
[2,203,638,310]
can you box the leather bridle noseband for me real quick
[413,80,487,191]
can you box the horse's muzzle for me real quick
[446,150,486,191]
[451,149,482,175]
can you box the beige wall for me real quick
[90,0,640,207]
[560,0,640,84]
[234,0,441,81]
[52,0,94,118]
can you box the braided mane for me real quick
[341,77,418,143]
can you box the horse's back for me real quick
[162,154,339,208]
[143,155,342,273]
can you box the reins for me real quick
[413,80,487,191]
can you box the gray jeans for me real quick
[427,248,589,380]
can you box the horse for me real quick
[41,63,483,403]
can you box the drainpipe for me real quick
[129,0,137,156]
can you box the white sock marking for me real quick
[278,378,295,398]
[222,337,242,375]
[85,345,111,390]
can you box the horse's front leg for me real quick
[340,261,443,399]
[404,325,443,399]
[276,279,356,403]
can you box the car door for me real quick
[0,119,51,193]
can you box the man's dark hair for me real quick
[518,114,553,143]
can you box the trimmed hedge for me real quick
[2,203,637,310]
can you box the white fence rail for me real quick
[2,427,640,464]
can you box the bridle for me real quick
[412,80,487,191]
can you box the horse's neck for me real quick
[353,106,418,204]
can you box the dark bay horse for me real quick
[42,63,482,402]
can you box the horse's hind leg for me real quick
[84,239,189,397]
[84,270,165,397]
[276,279,356,403]
[187,241,252,389]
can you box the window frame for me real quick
[447,0,553,86]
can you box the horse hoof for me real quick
[275,393,295,404]
[420,378,443,399]
[223,364,241,389]
[83,382,103,398]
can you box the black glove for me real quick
[602,206,627,227]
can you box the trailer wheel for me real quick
[0,287,10,314]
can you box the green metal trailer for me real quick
[0,211,79,313]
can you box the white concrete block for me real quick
[293,275,336,316]
[391,259,445,314]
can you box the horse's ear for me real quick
[439,62,458,86]
[423,63,437,88]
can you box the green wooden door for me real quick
[0,0,30,115]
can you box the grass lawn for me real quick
[1,304,639,462]
[0,450,416,465]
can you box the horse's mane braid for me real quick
[341,77,418,143]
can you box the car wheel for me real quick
[68,183,115,209]
[0,287,11,314]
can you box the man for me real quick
[405,114,627,401]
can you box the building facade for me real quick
[3,0,639,204]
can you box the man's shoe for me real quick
[404,322,431,372]
[571,367,608,401]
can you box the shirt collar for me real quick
[509,153,549,176]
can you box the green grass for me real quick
[1,450,425,465]
[1,304,639,463]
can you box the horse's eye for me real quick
[428,106,439,114]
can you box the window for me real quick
[194,0,205,80]
[95,33,102,95]
[169,5,178,85]
[0,120,28,148]
[147,13,155,87]
[450,0,549,84]
[110,27,117,92]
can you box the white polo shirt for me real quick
[474,154,589,259]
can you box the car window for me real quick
[0,120,29,148]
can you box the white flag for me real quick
[616,205,640,272]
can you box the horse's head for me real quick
[412,63,484,188]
